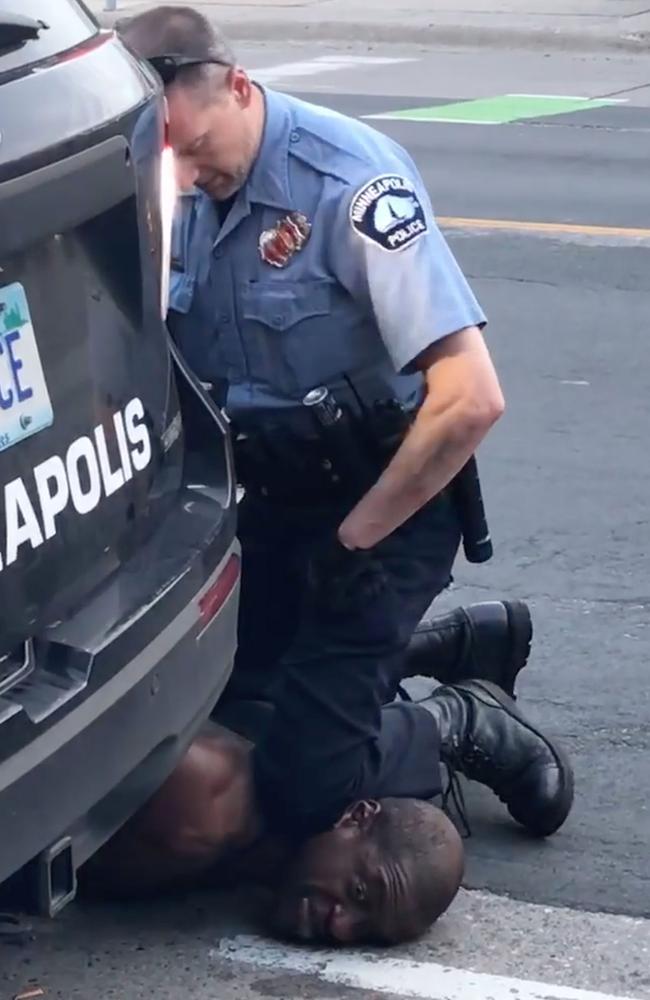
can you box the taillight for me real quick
[198,553,240,631]
[159,101,177,318]
[54,31,111,65]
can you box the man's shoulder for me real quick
[283,92,416,189]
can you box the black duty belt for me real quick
[232,391,492,561]
[233,430,367,506]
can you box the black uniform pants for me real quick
[219,489,461,838]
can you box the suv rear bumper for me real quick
[0,538,239,908]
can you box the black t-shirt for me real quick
[216,193,237,226]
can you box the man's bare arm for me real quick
[81,726,260,899]
[338,326,504,550]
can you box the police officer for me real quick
[116,8,553,834]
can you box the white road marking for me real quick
[249,55,415,85]
[364,114,503,123]
[213,935,643,1000]
[508,93,627,103]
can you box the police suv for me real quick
[0,1,239,914]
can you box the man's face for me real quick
[270,802,417,945]
[166,69,258,200]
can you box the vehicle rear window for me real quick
[0,0,97,76]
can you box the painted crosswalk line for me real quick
[214,935,643,1000]
[249,55,416,86]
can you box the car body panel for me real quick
[0,2,240,903]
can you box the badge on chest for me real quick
[258,212,312,268]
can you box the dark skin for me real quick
[83,724,463,946]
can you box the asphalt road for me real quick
[3,43,650,1000]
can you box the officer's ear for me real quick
[335,800,382,832]
[231,67,253,109]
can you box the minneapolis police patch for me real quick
[349,174,428,252]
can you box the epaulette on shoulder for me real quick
[288,123,370,184]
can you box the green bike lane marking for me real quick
[364,93,626,125]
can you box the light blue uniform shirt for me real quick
[168,87,486,435]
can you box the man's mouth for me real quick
[199,170,229,193]
[295,895,335,941]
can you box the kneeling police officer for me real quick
[118,7,554,835]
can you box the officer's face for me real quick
[166,69,260,199]
[270,801,420,945]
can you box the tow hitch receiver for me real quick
[37,837,76,916]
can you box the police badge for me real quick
[258,212,311,268]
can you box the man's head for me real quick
[117,5,263,198]
[271,798,464,946]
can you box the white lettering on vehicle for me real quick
[34,455,69,540]
[0,397,152,572]
[4,478,44,566]
[95,424,126,497]
[67,436,103,515]
[113,410,134,482]
[124,397,152,472]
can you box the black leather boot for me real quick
[422,679,574,837]
[404,601,533,696]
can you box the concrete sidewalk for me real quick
[89,0,650,52]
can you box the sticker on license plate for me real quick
[0,282,53,452]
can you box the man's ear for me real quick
[335,800,382,831]
[232,68,253,108]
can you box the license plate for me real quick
[0,282,53,452]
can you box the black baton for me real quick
[450,455,493,563]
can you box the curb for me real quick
[223,21,650,55]
[97,10,649,54]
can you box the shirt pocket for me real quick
[240,278,336,396]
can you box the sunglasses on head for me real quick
[147,53,231,85]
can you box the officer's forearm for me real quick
[338,396,499,550]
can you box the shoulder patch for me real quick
[349,174,428,252]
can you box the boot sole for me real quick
[503,600,533,697]
[456,679,575,837]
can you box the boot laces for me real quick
[439,735,473,837]
[441,766,472,839]
[445,734,511,806]
[439,725,517,833]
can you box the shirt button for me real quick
[220,314,231,325]
[289,130,300,144]
[214,248,223,259]
[273,315,284,327]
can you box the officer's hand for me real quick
[306,533,389,618]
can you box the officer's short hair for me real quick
[116,5,236,97]
[372,798,463,937]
